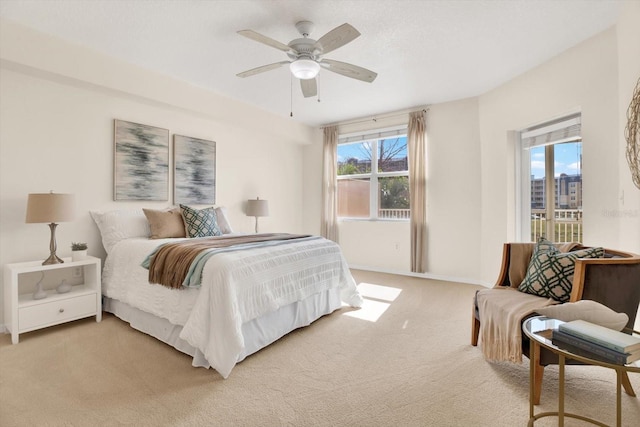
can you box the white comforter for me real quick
[102,236,362,378]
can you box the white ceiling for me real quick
[0,0,622,127]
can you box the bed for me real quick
[92,208,363,378]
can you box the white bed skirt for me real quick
[103,288,343,371]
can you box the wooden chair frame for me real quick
[471,243,640,405]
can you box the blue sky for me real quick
[530,142,582,179]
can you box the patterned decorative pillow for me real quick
[179,204,222,238]
[518,238,604,302]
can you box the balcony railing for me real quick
[531,209,582,243]
[374,209,582,238]
[379,209,410,219]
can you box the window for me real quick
[337,127,409,220]
[518,114,583,242]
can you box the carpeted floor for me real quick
[1,270,639,426]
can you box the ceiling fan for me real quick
[236,21,377,98]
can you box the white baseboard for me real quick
[348,264,492,288]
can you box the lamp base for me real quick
[42,222,63,265]
[42,253,64,265]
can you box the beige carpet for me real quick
[1,270,639,426]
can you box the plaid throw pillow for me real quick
[179,205,222,238]
[518,238,604,302]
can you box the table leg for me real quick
[616,369,621,427]
[529,341,536,420]
[559,354,565,427]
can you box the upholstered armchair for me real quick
[471,242,640,405]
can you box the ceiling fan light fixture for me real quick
[290,59,320,79]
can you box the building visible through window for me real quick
[519,114,582,242]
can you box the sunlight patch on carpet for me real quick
[356,282,402,301]
[342,282,402,322]
[343,298,390,322]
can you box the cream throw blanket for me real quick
[476,288,556,363]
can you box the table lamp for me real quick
[246,197,269,233]
[26,191,75,265]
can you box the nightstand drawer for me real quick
[19,294,97,332]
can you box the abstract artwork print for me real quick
[114,119,169,201]
[174,135,216,205]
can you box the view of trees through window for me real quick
[337,135,410,219]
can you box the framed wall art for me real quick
[113,119,169,201]
[174,134,216,205]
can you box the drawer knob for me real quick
[59,308,64,313]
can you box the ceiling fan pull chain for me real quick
[290,73,294,117]
[317,74,321,103]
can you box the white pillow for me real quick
[536,300,629,331]
[215,207,233,234]
[90,209,150,253]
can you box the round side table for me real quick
[522,316,639,427]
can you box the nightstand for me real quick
[4,256,102,344]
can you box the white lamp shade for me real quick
[246,199,269,217]
[26,193,75,223]
[289,59,320,80]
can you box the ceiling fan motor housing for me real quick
[288,38,321,61]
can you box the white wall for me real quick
[339,220,411,272]
[617,1,640,251]
[302,134,323,236]
[425,98,481,281]
[0,20,319,328]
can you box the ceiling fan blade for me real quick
[236,61,289,78]
[237,29,293,53]
[315,23,360,55]
[300,78,317,98]
[321,59,377,83]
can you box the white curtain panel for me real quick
[321,125,339,242]
[408,111,427,273]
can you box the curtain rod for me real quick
[320,107,429,129]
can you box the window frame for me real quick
[337,126,409,221]
[517,113,583,242]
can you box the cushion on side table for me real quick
[536,300,629,331]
